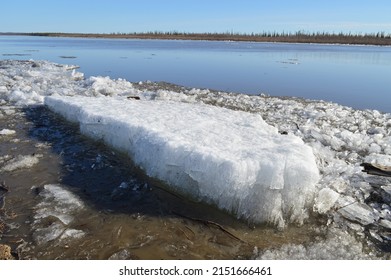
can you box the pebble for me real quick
[0,244,13,260]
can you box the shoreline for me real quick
[1,60,390,259]
[1,32,391,46]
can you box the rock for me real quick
[0,244,13,260]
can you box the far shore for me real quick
[1,31,391,46]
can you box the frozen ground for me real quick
[1,60,390,259]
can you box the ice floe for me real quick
[45,95,320,228]
[1,60,390,258]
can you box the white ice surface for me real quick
[45,95,320,228]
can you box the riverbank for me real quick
[2,31,391,46]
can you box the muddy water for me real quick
[0,105,324,260]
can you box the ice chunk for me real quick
[0,129,16,135]
[0,154,40,172]
[34,184,84,225]
[45,95,320,228]
[313,188,340,214]
[337,197,379,226]
[108,249,135,260]
[8,90,44,106]
[60,229,86,240]
[364,154,391,167]
[256,228,372,260]
[33,185,85,245]
[84,76,138,97]
[33,222,65,245]
[379,219,391,229]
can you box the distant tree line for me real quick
[24,31,391,45]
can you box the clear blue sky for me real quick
[1,0,391,34]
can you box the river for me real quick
[0,38,390,260]
[1,35,391,112]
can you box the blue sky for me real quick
[1,0,391,34]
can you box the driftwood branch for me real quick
[0,182,9,192]
[172,211,250,245]
[361,163,391,177]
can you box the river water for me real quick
[1,35,391,112]
[1,37,390,260]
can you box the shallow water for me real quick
[1,35,391,112]
[0,105,325,260]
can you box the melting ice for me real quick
[1,60,391,259]
[45,95,320,229]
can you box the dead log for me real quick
[0,182,9,192]
[127,96,140,100]
[361,163,391,177]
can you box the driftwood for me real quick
[361,163,391,177]
[127,96,140,100]
[0,182,9,192]
[172,211,250,245]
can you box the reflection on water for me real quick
[0,35,390,112]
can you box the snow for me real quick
[1,59,391,258]
[45,95,320,228]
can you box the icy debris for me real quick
[60,229,86,240]
[33,222,65,245]
[34,184,84,225]
[0,155,12,165]
[2,60,391,254]
[256,228,373,260]
[379,219,391,229]
[108,249,136,260]
[33,225,85,246]
[0,129,16,135]
[7,90,44,106]
[1,107,16,115]
[380,186,391,205]
[313,188,340,214]
[0,154,41,172]
[45,95,320,228]
[365,154,391,167]
[152,90,197,103]
[337,197,379,226]
[369,229,384,242]
[32,184,85,245]
[84,76,139,97]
